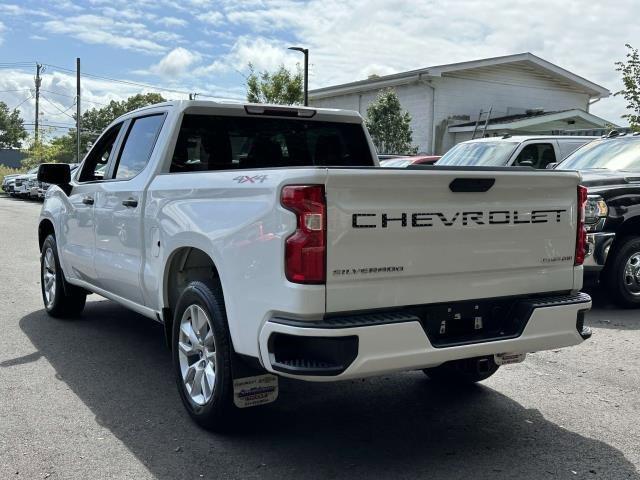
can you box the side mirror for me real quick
[546,162,559,170]
[38,163,71,185]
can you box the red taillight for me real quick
[281,185,326,284]
[575,185,588,266]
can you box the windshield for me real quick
[436,141,517,166]
[558,138,640,171]
[380,158,414,167]
[28,167,39,174]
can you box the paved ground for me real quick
[0,194,638,480]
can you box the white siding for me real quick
[310,63,593,154]
[432,67,590,152]
[311,83,434,154]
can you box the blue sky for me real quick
[0,0,637,140]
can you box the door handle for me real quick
[122,198,138,208]
[82,196,94,205]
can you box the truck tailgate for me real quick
[325,168,580,312]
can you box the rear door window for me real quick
[113,114,165,180]
[170,115,374,172]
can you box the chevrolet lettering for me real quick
[352,209,567,228]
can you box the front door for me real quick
[94,114,165,305]
[59,123,123,284]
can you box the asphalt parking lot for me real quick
[0,194,638,480]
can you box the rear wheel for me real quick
[40,235,86,318]
[172,280,236,430]
[604,236,640,308]
[423,356,499,384]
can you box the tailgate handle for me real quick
[449,178,495,193]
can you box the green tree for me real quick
[0,101,28,149]
[246,64,303,105]
[615,44,640,130]
[20,128,74,169]
[365,89,417,155]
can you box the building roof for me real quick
[309,52,610,100]
[448,109,618,133]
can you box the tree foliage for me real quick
[365,89,417,155]
[0,101,28,149]
[615,44,640,130]
[246,64,303,105]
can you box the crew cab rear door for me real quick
[324,168,581,313]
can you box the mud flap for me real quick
[230,351,278,408]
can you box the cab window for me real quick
[78,124,122,182]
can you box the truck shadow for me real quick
[17,300,639,480]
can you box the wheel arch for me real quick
[162,246,225,348]
[38,218,56,251]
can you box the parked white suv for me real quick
[37,101,592,429]
[436,135,596,169]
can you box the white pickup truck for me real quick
[37,101,592,429]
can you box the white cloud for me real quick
[156,16,187,27]
[198,10,224,25]
[0,21,5,46]
[29,35,47,41]
[44,14,167,54]
[149,47,202,77]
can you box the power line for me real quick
[40,94,76,119]
[11,93,34,110]
[40,90,107,107]
[0,88,32,93]
[43,62,192,96]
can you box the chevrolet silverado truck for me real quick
[37,100,592,429]
[556,131,640,307]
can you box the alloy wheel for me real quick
[177,304,217,405]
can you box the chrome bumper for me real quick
[584,232,616,269]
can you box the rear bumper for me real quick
[258,292,592,381]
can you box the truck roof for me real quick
[460,135,598,144]
[120,100,364,123]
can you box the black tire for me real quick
[172,280,236,430]
[423,356,499,384]
[603,236,640,308]
[40,234,86,318]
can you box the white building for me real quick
[309,53,614,154]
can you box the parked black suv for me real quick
[557,132,640,307]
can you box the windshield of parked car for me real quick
[558,138,640,171]
[380,158,414,167]
[27,167,39,174]
[436,141,518,166]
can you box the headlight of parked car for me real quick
[584,195,608,230]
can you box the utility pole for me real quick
[34,63,42,144]
[76,57,81,162]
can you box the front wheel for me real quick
[41,235,86,318]
[172,280,236,430]
[603,236,640,308]
[423,356,499,384]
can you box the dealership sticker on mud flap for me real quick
[233,374,279,408]
[494,352,527,365]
